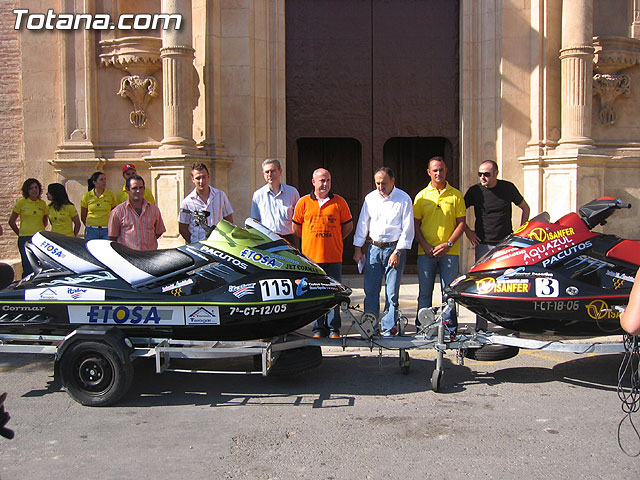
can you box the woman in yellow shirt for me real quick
[47,183,80,237]
[80,171,116,240]
[8,178,49,278]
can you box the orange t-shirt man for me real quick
[293,192,352,263]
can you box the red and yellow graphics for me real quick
[475,277,530,295]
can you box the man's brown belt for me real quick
[370,240,398,248]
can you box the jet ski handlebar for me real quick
[578,197,632,230]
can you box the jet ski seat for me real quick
[31,231,104,273]
[606,240,640,267]
[85,239,194,285]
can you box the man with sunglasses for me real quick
[464,160,530,331]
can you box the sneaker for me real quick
[329,333,340,339]
[313,333,325,338]
[382,328,397,337]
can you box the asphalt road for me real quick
[1,343,638,479]
[1,274,639,479]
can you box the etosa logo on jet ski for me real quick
[240,249,283,269]
[585,299,620,320]
[527,227,575,243]
[68,305,185,325]
[37,239,67,258]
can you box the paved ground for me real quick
[1,274,638,479]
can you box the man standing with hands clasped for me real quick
[413,156,466,334]
[293,168,353,338]
[353,167,414,336]
[464,160,530,331]
[108,175,166,250]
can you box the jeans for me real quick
[474,243,496,331]
[363,245,407,334]
[18,236,33,278]
[417,254,459,328]
[312,262,342,336]
[85,226,109,240]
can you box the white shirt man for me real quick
[353,167,414,336]
[178,163,233,243]
[250,158,300,243]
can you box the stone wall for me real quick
[0,0,24,263]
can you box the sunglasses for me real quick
[477,172,492,178]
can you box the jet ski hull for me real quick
[447,198,640,337]
[0,291,347,340]
[447,271,628,335]
[0,221,352,341]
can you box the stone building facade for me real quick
[2,0,640,272]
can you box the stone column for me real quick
[146,0,204,246]
[557,0,594,148]
[159,0,198,153]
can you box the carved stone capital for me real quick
[593,36,640,74]
[593,73,630,125]
[118,75,159,128]
[99,36,162,76]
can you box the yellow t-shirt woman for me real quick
[47,182,81,237]
[8,179,49,278]
[80,172,115,240]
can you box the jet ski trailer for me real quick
[0,300,626,406]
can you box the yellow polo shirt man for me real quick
[413,157,466,331]
[413,183,466,256]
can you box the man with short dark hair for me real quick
[108,175,166,250]
[178,162,234,243]
[413,156,466,333]
[116,163,156,204]
[250,158,300,244]
[353,167,414,336]
[464,160,530,331]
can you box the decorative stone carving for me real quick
[591,36,640,126]
[593,73,630,125]
[117,75,159,128]
[99,36,162,128]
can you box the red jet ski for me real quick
[447,197,638,335]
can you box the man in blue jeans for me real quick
[353,167,414,336]
[413,157,466,333]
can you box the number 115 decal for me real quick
[259,279,294,300]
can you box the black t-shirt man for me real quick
[464,179,524,244]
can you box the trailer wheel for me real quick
[59,341,133,406]
[431,368,443,392]
[464,344,519,362]
[268,346,323,377]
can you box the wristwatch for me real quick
[393,250,401,256]
[446,241,453,247]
